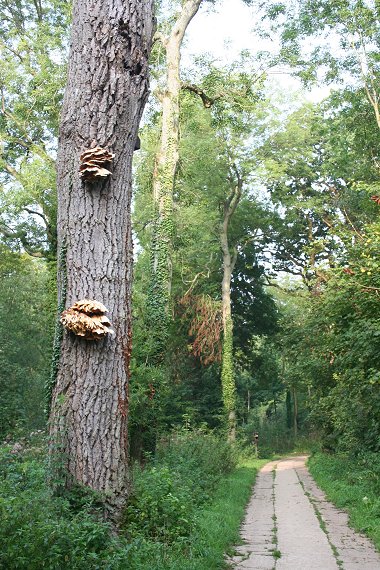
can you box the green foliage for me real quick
[122,457,265,570]
[125,429,237,544]
[232,247,279,354]
[0,431,248,569]
[0,0,70,257]
[308,452,380,549]
[240,399,312,457]
[262,0,380,89]
[45,239,66,417]
[146,152,176,363]
[133,62,281,448]
[125,465,194,544]
[158,457,266,570]
[221,316,236,417]
[156,429,237,492]
[0,246,54,437]
[0,439,132,570]
[271,218,380,455]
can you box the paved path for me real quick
[230,456,380,570]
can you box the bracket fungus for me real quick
[61,299,115,341]
[79,146,115,183]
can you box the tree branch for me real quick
[32,0,43,21]
[264,277,304,294]
[23,207,49,227]
[1,161,23,182]
[170,0,202,48]
[181,83,223,108]
[0,97,55,165]
[0,222,45,257]
[182,253,214,297]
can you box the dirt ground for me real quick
[229,456,380,570]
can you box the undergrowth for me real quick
[308,451,380,550]
[0,430,263,569]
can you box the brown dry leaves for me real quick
[179,294,223,365]
[79,146,115,182]
[61,299,115,341]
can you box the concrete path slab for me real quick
[229,456,380,570]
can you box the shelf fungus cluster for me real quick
[61,299,115,341]
[79,146,115,182]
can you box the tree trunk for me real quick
[220,172,242,441]
[272,385,277,417]
[286,389,292,430]
[147,0,202,362]
[48,0,154,519]
[292,385,298,438]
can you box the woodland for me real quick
[0,0,379,568]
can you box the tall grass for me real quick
[308,452,380,550]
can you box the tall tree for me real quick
[220,167,242,441]
[133,68,275,442]
[206,64,272,440]
[49,0,154,519]
[147,0,203,362]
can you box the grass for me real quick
[308,452,380,551]
[154,458,267,570]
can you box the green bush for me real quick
[0,431,239,568]
[156,429,237,498]
[124,429,237,544]
[124,465,194,543]
[0,444,129,569]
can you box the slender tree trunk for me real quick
[286,389,292,430]
[220,171,242,441]
[273,385,277,417]
[148,0,202,362]
[49,0,154,519]
[292,385,298,438]
[221,235,236,441]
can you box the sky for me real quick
[182,0,331,103]
[185,0,261,63]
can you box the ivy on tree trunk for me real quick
[147,0,202,363]
[220,167,242,442]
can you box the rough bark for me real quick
[220,170,242,442]
[147,0,202,362]
[49,0,154,517]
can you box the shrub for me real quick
[0,430,238,568]
[156,429,237,498]
[124,466,194,544]
[0,442,129,569]
[124,429,237,544]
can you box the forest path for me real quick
[230,456,380,570]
